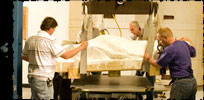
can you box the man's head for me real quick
[129,21,141,37]
[157,27,174,47]
[40,17,58,35]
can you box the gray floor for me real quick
[23,86,203,99]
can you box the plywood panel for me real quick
[69,20,83,28]
[69,1,83,20]
[23,6,28,40]
[69,1,83,41]
[69,28,81,41]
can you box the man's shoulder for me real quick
[164,41,182,53]
[26,35,37,41]
[27,35,55,44]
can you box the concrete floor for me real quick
[23,85,203,99]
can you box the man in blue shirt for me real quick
[144,27,197,99]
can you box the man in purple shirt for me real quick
[143,27,197,99]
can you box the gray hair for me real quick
[130,21,140,27]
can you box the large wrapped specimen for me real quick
[55,35,148,78]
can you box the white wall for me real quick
[23,1,69,42]
[22,1,69,84]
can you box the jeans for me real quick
[170,77,197,99]
[136,70,155,100]
[28,76,53,100]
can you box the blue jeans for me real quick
[28,76,53,100]
[170,77,197,99]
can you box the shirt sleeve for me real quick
[50,41,66,58]
[189,46,196,57]
[183,41,196,57]
[156,50,174,68]
[187,44,196,57]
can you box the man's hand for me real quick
[60,41,88,59]
[80,41,88,50]
[143,53,150,62]
[143,52,162,68]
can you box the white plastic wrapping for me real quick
[56,35,148,73]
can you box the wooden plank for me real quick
[69,1,83,41]
[23,7,28,40]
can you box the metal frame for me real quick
[80,0,159,76]
[73,1,162,99]
[72,75,153,99]
[13,1,23,99]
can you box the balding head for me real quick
[130,21,140,27]
[157,27,175,47]
[158,27,173,38]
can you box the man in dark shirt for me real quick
[144,27,197,99]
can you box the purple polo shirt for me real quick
[157,40,195,79]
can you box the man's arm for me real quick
[178,37,196,57]
[60,41,88,59]
[143,53,162,69]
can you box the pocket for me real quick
[32,77,47,92]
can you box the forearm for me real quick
[61,46,83,59]
[148,58,162,69]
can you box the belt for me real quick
[169,75,194,85]
[28,75,50,81]
[173,75,194,81]
[28,75,53,87]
